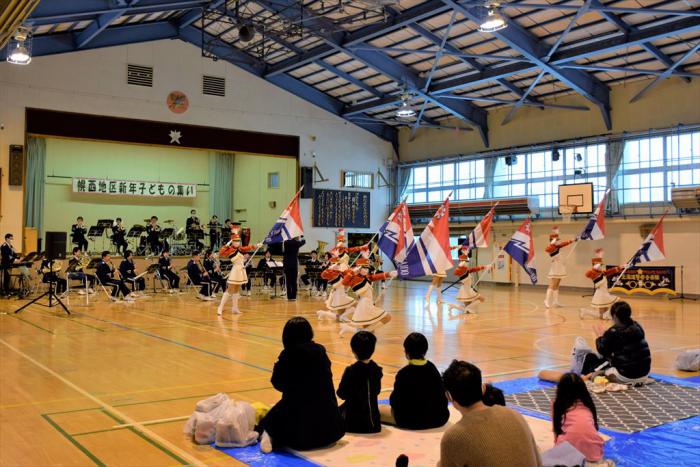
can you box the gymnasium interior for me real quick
[0,0,699,465]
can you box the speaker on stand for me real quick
[300,167,313,199]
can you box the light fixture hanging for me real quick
[396,93,416,119]
[478,4,508,33]
[6,26,32,65]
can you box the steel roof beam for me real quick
[75,1,143,49]
[630,42,700,102]
[503,3,700,17]
[177,0,225,29]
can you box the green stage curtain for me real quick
[209,152,235,221]
[24,136,46,237]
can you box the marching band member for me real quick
[217,229,261,315]
[447,249,493,315]
[158,250,180,291]
[338,255,397,336]
[203,249,227,294]
[316,231,368,321]
[208,215,221,249]
[71,216,88,252]
[258,250,282,290]
[39,257,67,296]
[300,250,321,292]
[1,233,20,296]
[67,247,96,294]
[580,248,623,320]
[187,251,213,301]
[424,245,462,305]
[96,251,134,301]
[119,250,145,295]
[316,252,332,297]
[112,217,128,256]
[544,226,577,308]
[186,209,204,251]
[146,216,163,254]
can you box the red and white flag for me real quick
[463,204,497,250]
[579,191,608,241]
[377,201,415,265]
[629,214,666,265]
[263,189,304,244]
[399,197,453,278]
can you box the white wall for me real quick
[0,39,395,249]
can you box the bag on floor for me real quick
[674,349,700,372]
[571,336,593,374]
[215,401,259,448]
[196,392,229,412]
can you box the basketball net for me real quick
[560,205,577,223]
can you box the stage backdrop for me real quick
[42,138,296,246]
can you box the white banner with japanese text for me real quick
[72,178,197,198]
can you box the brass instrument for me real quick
[42,260,64,273]
[317,240,328,254]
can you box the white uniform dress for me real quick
[591,274,619,308]
[226,250,249,285]
[456,273,480,302]
[547,253,567,279]
[325,263,356,312]
[350,280,387,326]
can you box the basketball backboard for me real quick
[558,182,594,214]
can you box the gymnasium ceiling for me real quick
[3,0,700,145]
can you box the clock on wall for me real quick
[166,91,189,114]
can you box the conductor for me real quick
[283,235,305,301]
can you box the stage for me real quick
[0,281,698,466]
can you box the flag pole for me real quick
[472,247,504,288]
[349,196,408,268]
[246,185,305,267]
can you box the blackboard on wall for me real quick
[313,189,370,228]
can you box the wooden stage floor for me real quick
[1,282,698,466]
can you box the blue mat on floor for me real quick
[216,374,699,467]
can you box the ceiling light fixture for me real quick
[478,5,508,33]
[396,93,416,118]
[6,26,32,65]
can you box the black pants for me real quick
[263,271,280,287]
[317,278,328,292]
[210,273,227,292]
[43,277,67,294]
[582,353,608,375]
[74,239,88,252]
[285,267,298,300]
[192,279,212,296]
[1,267,10,294]
[114,238,128,255]
[209,233,220,250]
[300,274,310,286]
[161,269,180,289]
[104,278,130,297]
[126,276,146,291]
[68,272,95,288]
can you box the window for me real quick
[342,170,374,189]
[268,172,280,188]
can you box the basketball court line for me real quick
[0,337,207,467]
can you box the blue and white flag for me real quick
[399,198,453,279]
[503,218,538,284]
[377,202,414,265]
[263,190,304,244]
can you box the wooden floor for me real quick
[1,281,698,466]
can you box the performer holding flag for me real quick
[503,218,538,285]
[263,188,305,301]
[579,248,624,320]
[543,226,578,308]
[217,228,262,315]
[447,248,494,315]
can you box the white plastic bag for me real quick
[675,349,700,372]
[196,392,229,413]
[215,401,258,448]
[571,336,593,374]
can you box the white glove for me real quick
[256,242,263,248]
[389,270,398,278]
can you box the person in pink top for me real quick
[552,373,604,462]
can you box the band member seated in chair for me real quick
[258,250,283,289]
[1,233,20,296]
[71,216,89,252]
[119,250,145,295]
[96,251,134,301]
[112,218,128,256]
[146,216,164,255]
[158,250,180,291]
[66,247,96,294]
[203,249,227,293]
[40,258,67,296]
[187,251,213,301]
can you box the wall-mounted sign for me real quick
[607,265,676,296]
[72,178,196,198]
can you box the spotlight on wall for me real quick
[238,24,255,42]
[575,153,583,162]
[505,154,517,166]
[6,26,32,65]
[552,148,560,161]
[478,4,508,33]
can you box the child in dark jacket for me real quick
[380,332,450,429]
[337,331,383,433]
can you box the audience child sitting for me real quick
[258,317,344,453]
[552,373,604,462]
[337,331,383,433]
[380,332,449,429]
[438,360,542,467]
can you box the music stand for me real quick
[160,228,174,240]
[16,233,70,315]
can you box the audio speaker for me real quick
[300,166,314,198]
[45,232,67,261]
[9,145,23,186]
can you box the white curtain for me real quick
[208,152,235,220]
[24,136,46,238]
[606,139,625,212]
[396,166,412,203]
[483,156,498,199]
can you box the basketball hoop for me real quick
[560,205,577,223]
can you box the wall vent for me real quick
[127,64,153,87]
[203,75,225,97]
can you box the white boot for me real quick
[339,308,354,322]
[601,310,612,320]
[424,285,434,303]
[579,307,600,319]
[231,293,241,314]
[217,291,230,315]
[339,323,358,337]
[437,291,444,304]
[260,431,273,454]
[365,320,386,334]
[553,290,563,307]
[448,303,464,313]
[317,310,336,320]
[544,288,553,308]
[464,301,480,314]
